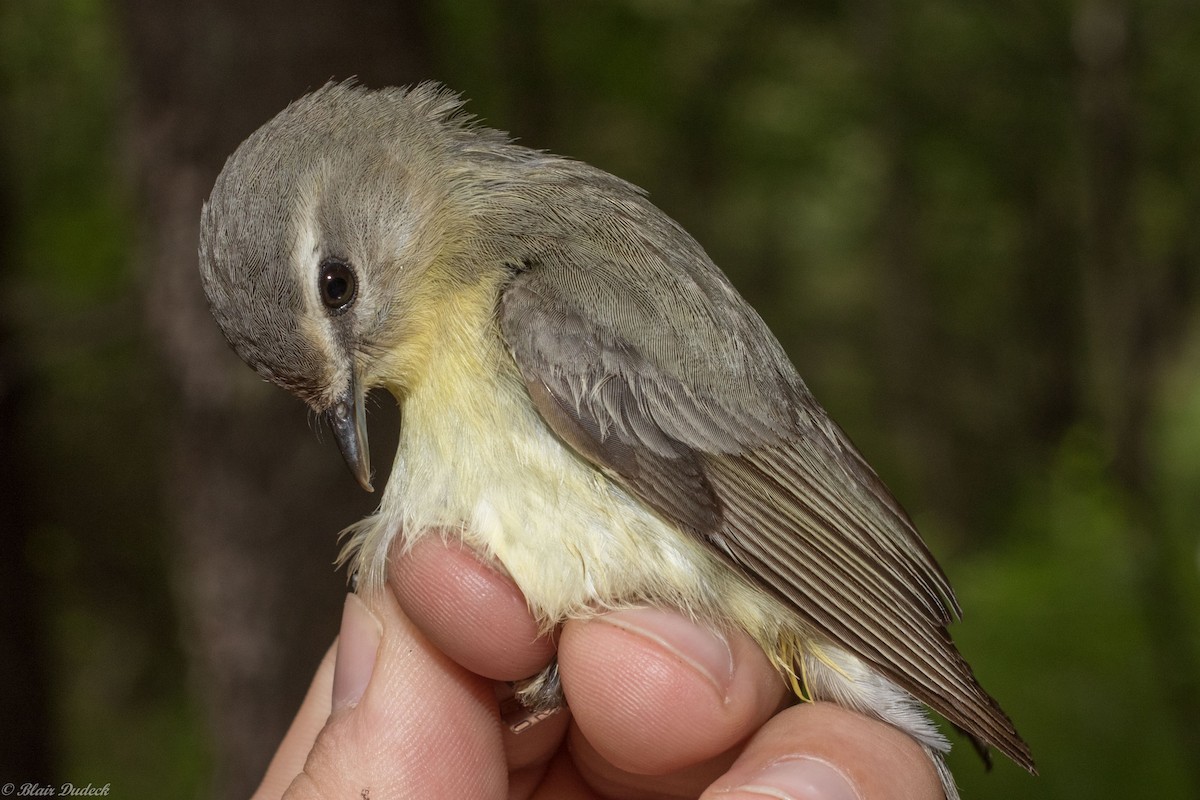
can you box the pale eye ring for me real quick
[319,258,357,313]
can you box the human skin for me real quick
[252,537,943,800]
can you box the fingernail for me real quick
[725,757,862,800]
[332,593,382,712]
[599,607,733,696]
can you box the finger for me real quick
[560,608,788,795]
[390,536,570,791]
[389,536,556,681]
[252,642,337,800]
[282,591,509,799]
[529,749,606,800]
[700,702,944,800]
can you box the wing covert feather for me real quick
[496,225,1032,771]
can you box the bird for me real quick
[198,81,1034,798]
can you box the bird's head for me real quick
[198,82,492,491]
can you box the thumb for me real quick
[256,591,508,800]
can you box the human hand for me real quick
[252,537,943,799]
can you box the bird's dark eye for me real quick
[319,259,357,313]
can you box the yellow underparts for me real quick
[339,269,837,706]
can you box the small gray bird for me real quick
[199,81,1034,797]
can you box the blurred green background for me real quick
[2,0,1198,797]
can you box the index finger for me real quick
[388,535,557,681]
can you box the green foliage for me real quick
[948,429,1195,797]
[1,0,209,794]
[53,600,210,798]
[0,0,129,304]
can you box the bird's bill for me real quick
[326,379,373,492]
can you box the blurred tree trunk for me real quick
[1074,0,1200,790]
[119,2,433,796]
[0,162,56,783]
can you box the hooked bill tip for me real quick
[327,394,373,492]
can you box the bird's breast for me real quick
[350,304,752,626]
[387,359,721,623]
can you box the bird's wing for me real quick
[497,234,1033,772]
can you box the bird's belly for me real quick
[394,408,740,625]
[337,371,943,771]
[349,367,765,628]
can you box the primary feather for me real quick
[495,202,1031,773]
